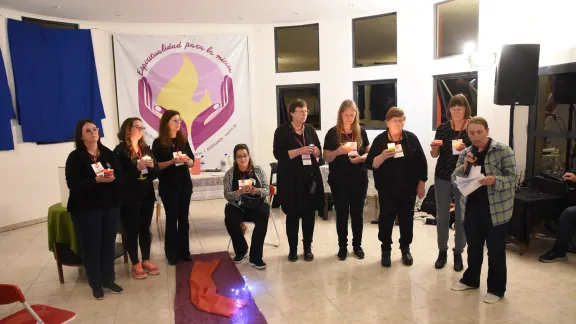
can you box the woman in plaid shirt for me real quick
[450,117,517,304]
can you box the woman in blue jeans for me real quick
[65,119,124,300]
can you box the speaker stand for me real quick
[565,103,575,170]
[509,104,515,149]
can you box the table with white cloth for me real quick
[191,172,226,200]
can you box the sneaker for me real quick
[435,251,447,269]
[337,247,348,261]
[381,251,391,268]
[401,248,413,266]
[483,293,501,304]
[538,250,568,263]
[233,251,248,264]
[132,263,148,280]
[453,252,464,272]
[103,282,124,294]
[353,247,365,259]
[451,281,476,291]
[248,259,267,270]
[92,286,104,300]
[142,260,161,275]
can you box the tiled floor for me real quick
[0,199,575,323]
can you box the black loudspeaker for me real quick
[494,44,540,105]
[553,73,576,104]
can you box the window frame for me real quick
[433,0,479,60]
[352,78,397,130]
[274,23,320,73]
[352,12,398,68]
[276,83,322,130]
[432,71,478,131]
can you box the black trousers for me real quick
[286,207,316,251]
[553,206,576,255]
[332,182,367,248]
[378,194,415,251]
[160,189,192,261]
[70,208,119,289]
[461,206,508,297]
[120,199,155,265]
[224,203,269,261]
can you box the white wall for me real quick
[1,0,576,228]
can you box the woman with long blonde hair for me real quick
[323,99,371,260]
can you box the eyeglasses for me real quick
[293,110,308,115]
[84,127,99,134]
[449,107,464,112]
[389,118,405,124]
[132,126,146,131]
[236,154,249,159]
[170,119,181,124]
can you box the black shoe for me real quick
[92,286,104,300]
[233,251,248,264]
[539,250,568,263]
[167,258,178,266]
[353,246,365,259]
[288,251,298,262]
[103,282,123,294]
[304,249,314,261]
[337,247,348,261]
[435,251,447,269]
[568,242,576,254]
[401,248,413,266]
[181,255,193,262]
[454,252,464,272]
[381,251,391,267]
[248,259,267,270]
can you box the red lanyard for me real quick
[137,148,142,160]
[292,126,306,147]
[343,133,353,143]
[452,120,468,140]
[89,151,99,164]
[388,132,402,145]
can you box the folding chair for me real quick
[227,185,281,252]
[0,284,76,324]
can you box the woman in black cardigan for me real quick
[65,119,124,300]
[273,98,324,262]
[114,117,160,279]
[366,107,427,268]
[152,110,195,265]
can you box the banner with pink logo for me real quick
[112,34,252,168]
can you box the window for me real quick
[275,24,320,73]
[276,84,321,130]
[353,13,397,67]
[21,17,79,29]
[353,79,396,130]
[435,0,479,58]
[433,72,478,130]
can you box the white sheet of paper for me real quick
[455,166,485,197]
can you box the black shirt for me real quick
[114,143,158,205]
[65,144,122,213]
[152,138,195,194]
[366,130,427,198]
[323,126,370,187]
[434,121,472,180]
[466,140,491,208]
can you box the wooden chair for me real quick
[0,284,76,324]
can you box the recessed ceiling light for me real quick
[114,14,122,17]
[348,3,354,6]
[177,17,185,20]
[238,17,244,20]
[52,6,60,9]
[292,12,299,15]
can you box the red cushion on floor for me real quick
[0,304,76,324]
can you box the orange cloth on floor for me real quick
[189,259,248,317]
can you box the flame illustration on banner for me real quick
[137,53,235,149]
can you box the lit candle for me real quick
[453,139,463,148]
[387,143,396,152]
[142,155,151,161]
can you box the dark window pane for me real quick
[353,13,397,67]
[433,73,478,130]
[275,24,319,73]
[435,0,479,58]
[354,80,396,130]
[277,84,321,130]
[21,17,78,29]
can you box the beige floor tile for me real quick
[281,298,349,324]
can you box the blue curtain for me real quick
[0,49,15,151]
[7,19,104,143]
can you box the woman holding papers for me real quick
[366,107,427,268]
[430,94,472,272]
[152,110,195,266]
[323,99,371,260]
[450,116,516,304]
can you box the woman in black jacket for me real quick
[152,110,195,265]
[366,107,427,268]
[65,119,124,300]
[114,117,160,279]
[273,98,324,262]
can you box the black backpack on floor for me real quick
[420,185,437,217]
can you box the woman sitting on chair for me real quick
[223,144,270,270]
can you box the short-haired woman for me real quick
[273,98,324,262]
[114,117,160,279]
[451,117,517,304]
[223,144,270,270]
[65,119,124,300]
[430,94,472,271]
[152,110,195,265]
[323,99,370,260]
[366,107,427,268]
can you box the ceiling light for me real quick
[292,12,299,15]
[52,6,60,9]
[238,17,244,20]
[348,3,354,6]
[114,14,122,17]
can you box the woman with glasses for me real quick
[273,98,324,262]
[65,119,124,300]
[223,144,270,270]
[366,107,427,267]
[323,99,370,260]
[152,110,195,265]
[114,118,160,279]
[430,94,472,272]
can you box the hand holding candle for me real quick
[103,168,114,178]
[142,155,154,168]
